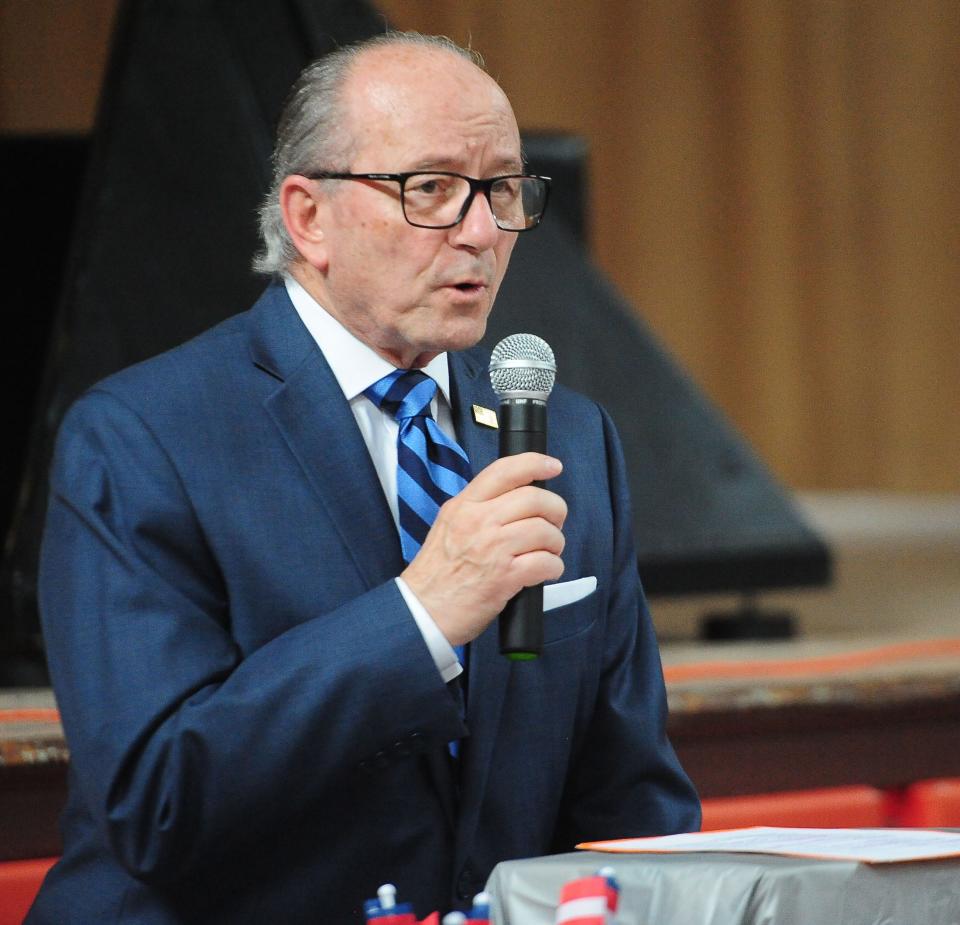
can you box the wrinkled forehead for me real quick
[341,45,522,170]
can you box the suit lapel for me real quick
[449,348,500,478]
[247,285,460,831]
[448,351,513,854]
[248,300,507,838]
[248,285,405,590]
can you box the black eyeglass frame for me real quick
[305,170,551,231]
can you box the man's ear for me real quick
[280,175,329,271]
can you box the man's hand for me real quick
[401,452,567,647]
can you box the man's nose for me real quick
[451,189,501,249]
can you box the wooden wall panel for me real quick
[0,0,116,131]
[2,0,958,491]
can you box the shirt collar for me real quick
[284,275,451,404]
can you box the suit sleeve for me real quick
[39,389,465,884]
[552,403,701,848]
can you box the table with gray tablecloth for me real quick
[486,849,960,924]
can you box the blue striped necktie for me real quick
[365,369,473,757]
[364,369,473,562]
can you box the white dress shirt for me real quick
[285,276,463,682]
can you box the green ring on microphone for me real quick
[506,652,538,661]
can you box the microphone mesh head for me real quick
[489,333,556,397]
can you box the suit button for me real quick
[408,732,426,753]
[358,759,372,773]
[373,750,390,769]
[393,739,412,758]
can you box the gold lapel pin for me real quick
[472,404,499,429]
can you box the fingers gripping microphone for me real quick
[489,334,557,660]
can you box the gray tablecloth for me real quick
[486,850,960,924]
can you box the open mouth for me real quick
[451,281,484,292]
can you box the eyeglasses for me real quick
[306,171,551,232]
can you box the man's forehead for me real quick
[342,44,520,160]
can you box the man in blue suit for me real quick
[30,32,699,923]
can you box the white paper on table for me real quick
[578,827,960,864]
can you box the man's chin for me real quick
[437,315,489,353]
[400,318,488,368]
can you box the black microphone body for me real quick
[489,333,557,661]
[497,397,548,660]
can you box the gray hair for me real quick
[252,32,485,276]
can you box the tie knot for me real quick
[365,369,437,421]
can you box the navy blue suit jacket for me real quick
[30,284,699,922]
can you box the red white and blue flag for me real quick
[554,873,619,924]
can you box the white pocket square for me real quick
[543,576,598,611]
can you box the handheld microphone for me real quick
[489,333,557,660]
